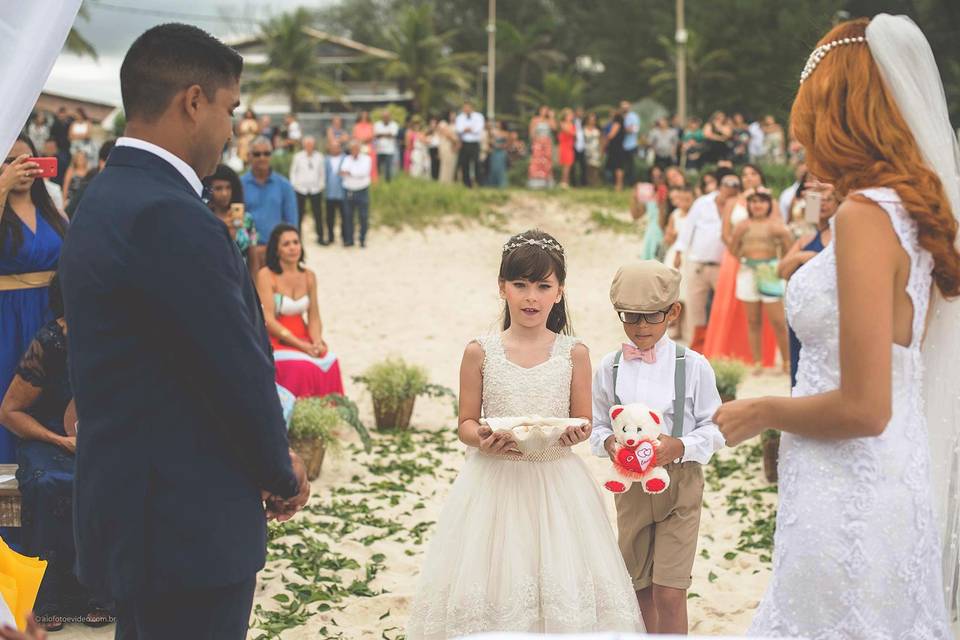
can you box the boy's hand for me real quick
[603,435,617,462]
[655,434,685,466]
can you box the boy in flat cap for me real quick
[590,260,725,634]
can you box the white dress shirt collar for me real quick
[116,136,203,196]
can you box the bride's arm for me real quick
[717,200,899,443]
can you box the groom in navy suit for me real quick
[59,24,309,639]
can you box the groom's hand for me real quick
[263,451,311,521]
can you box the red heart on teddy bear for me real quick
[616,441,655,474]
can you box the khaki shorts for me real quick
[614,461,704,591]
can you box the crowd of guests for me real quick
[0,109,348,630]
[630,156,836,380]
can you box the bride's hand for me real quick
[558,423,592,447]
[479,431,520,456]
[714,398,770,446]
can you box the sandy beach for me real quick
[60,193,789,639]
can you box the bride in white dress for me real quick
[716,15,960,638]
[406,231,642,638]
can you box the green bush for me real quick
[353,357,457,415]
[369,175,509,230]
[710,358,748,400]
[289,398,343,451]
[288,395,372,453]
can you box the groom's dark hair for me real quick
[120,23,243,122]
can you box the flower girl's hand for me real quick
[714,398,769,446]
[480,431,520,456]
[558,423,591,447]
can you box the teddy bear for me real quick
[602,402,671,495]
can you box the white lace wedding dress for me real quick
[750,188,951,637]
[406,333,643,638]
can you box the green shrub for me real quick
[369,176,509,230]
[353,357,457,415]
[288,395,372,452]
[710,358,748,400]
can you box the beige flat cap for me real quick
[610,261,681,312]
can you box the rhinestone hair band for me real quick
[799,35,867,84]
[502,236,565,255]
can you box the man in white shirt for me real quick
[454,100,485,188]
[778,161,807,224]
[289,136,327,244]
[673,167,740,351]
[373,110,399,182]
[573,106,586,187]
[339,140,372,248]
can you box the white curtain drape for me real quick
[0,1,83,155]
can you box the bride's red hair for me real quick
[791,18,960,297]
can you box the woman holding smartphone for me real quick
[0,135,67,466]
[202,164,260,278]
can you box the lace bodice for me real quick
[786,187,932,398]
[475,333,578,419]
[752,188,950,637]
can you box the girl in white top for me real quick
[663,186,694,340]
[406,230,642,638]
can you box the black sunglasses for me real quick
[251,151,272,158]
[618,307,674,325]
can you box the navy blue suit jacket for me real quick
[60,145,299,599]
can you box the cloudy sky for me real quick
[46,0,331,105]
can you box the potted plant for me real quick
[287,395,371,480]
[354,357,456,431]
[709,357,747,403]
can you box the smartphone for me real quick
[229,203,245,228]
[804,191,822,224]
[28,157,58,179]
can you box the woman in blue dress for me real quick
[0,275,111,630]
[0,135,67,466]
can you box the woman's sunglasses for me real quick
[618,307,673,324]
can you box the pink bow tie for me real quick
[622,343,657,364]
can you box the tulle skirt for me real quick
[406,448,643,639]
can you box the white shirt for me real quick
[590,338,725,465]
[574,117,585,152]
[340,153,372,191]
[45,179,64,213]
[289,150,325,195]
[675,191,725,264]
[287,120,302,141]
[455,111,485,143]
[116,136,203,196]
[779,181,800,224]
[748,121,765,159]
[373,120,399,155]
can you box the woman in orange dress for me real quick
[351,110,379,182]
[255,224,344,398]
[702,165,778,368]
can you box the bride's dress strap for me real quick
[850,187,933,350]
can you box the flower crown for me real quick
[799,35,867,85]
[502,235,565,256]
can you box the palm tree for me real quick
[382,4,477,113]
[640,31,734,117]
[496,20,565,116]
[518,72,586,113]
[249,8,343,112]
[66,4,97,59]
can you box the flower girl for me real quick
[406,230,643,637]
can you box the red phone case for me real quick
[28,157,58,179]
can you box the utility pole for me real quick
[486,0,496,120]
[676,0,687,123]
